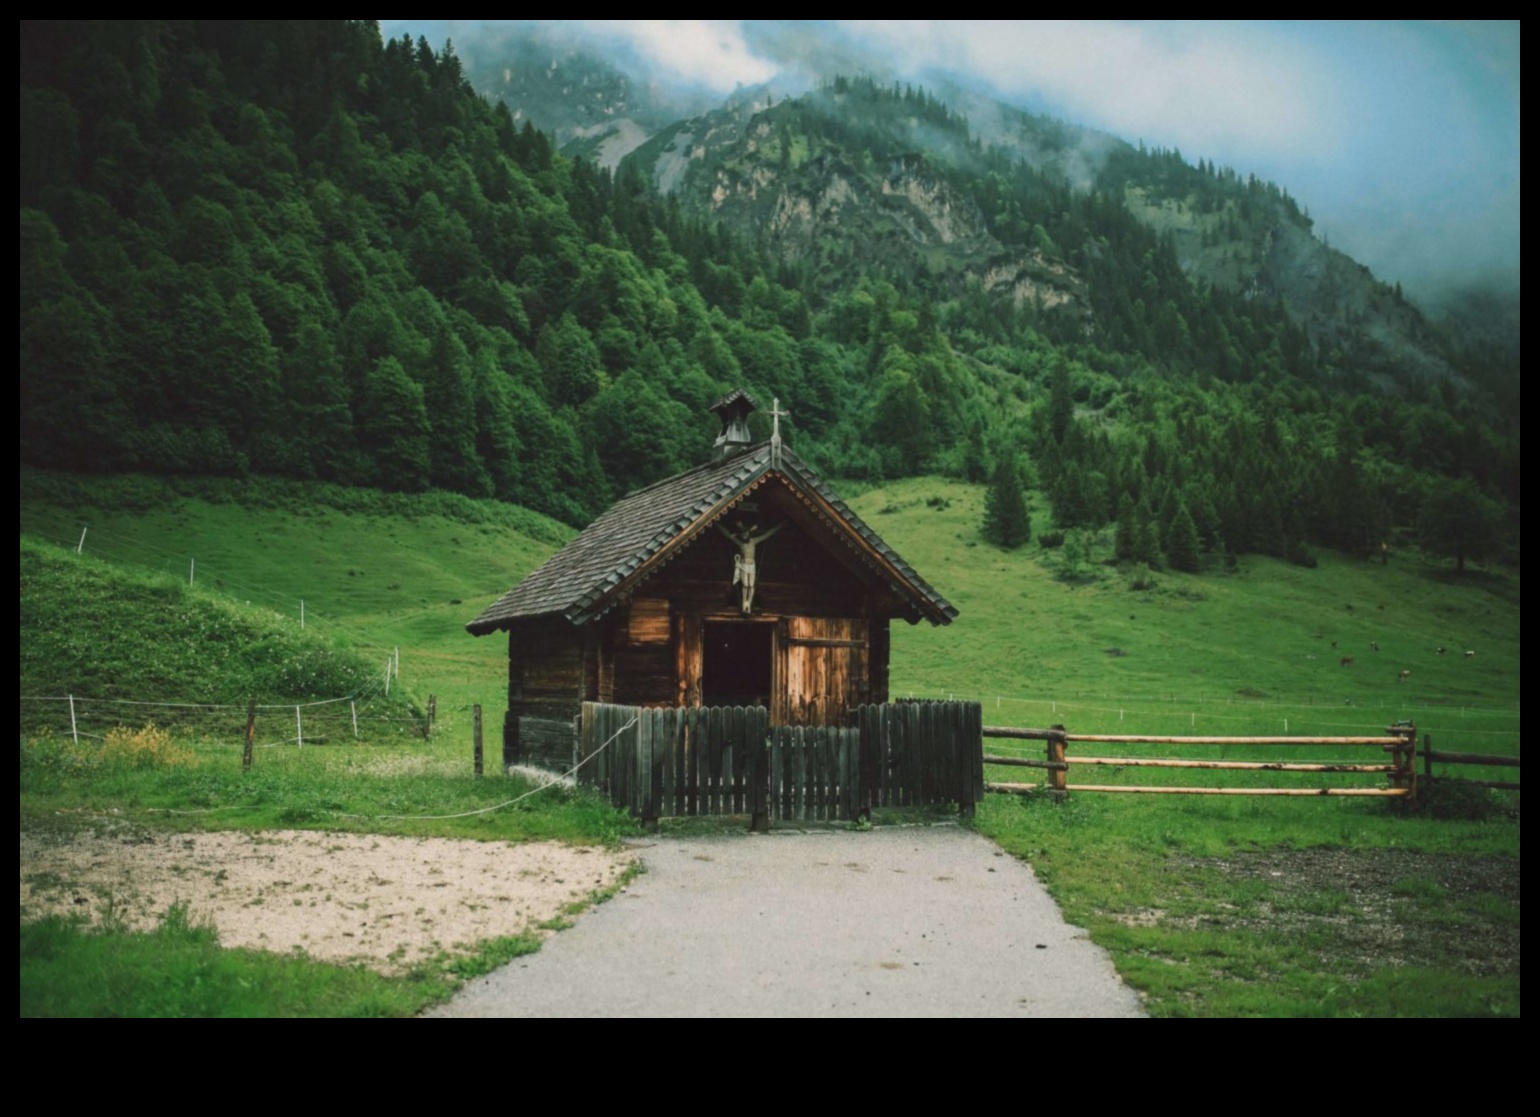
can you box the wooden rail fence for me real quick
[1420,735,1520,791]
[577,701,983,827]
[983,722,1418,799]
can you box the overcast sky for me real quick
[383,20,1519,301]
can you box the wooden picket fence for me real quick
[983,722,1419,799]
[577,700,983,827]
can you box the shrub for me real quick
[1407,779,1502,821]
[100,722,197,769]
[22,722,197,776]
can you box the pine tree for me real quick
[1420,479,1501,574]
[1048,359,1074,446]
[1166,502,1202,573]
[983,457,1031,549]
[1115,493,1137,562]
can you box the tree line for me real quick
[19,22,1516,573]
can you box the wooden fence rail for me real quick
[983,722,1418,799]
[1420,735,1520,792]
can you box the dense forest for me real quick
[19,22,1517,573]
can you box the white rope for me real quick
[361,717,638,821]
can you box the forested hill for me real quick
[19,22,1517,572]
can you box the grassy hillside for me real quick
[19,469,1519,1016]
[849,477,1519,740]
[21,467,1519,756]
[20,468,571,741]
[846,476,1519,1017]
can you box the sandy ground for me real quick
[19,828,635,973]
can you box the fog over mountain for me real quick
[385,20,1519,309]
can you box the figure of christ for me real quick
[717,521,786,614]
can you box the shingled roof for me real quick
[466,440,957,635]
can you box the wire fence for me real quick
[20,689,424,749]
[898,687,1522,730]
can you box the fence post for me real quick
[750,711,770,833]
[243,700,256,771]
[295,705,303,749]
[473,703,483,778]
[68,694,78,748]
[1047,725,1068,800]
[1383,721,1414,800]
[639,709,658,831]
[350,700,358,740]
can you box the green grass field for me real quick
[20,468,1519,1016]
[847,477,1519,1016]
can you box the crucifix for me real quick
[767,397,789,467]
[718,519,786,614]
[767,397,789,443]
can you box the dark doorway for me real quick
[702,622,773,708]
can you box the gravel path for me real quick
[429,825,1144,1018]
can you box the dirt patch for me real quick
[20,828,635,973]
[1120,848,1520,978]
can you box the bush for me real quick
[1407,779,1502,821]
[22,722,197,776]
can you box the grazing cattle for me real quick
[1340,655,1354,667]
[1398,669,1411,683]
[1465,649,1476,659]
[1370,641,1379,652]
[1437,646,1447,656]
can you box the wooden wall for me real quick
[500,480,922,769]
[504,616,583,770]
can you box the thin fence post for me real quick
[1387,721,1415,800]
[1047,725,1068,800]
[350,700,358,740]
[243,700,256,771]
[473,704,483,778]
[189,558,194,586]
[295,705,303,749]
[384,659,390,696]
[68,694,78,747]
[300,599,305,628]
[76,523,88,554]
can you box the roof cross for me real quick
[767,397,788,466]
[768,397,789,442]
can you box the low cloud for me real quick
[586,20,778,94]
[838,21,1343,165]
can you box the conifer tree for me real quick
[1115,493,1137,562]
[983,457,1031,549]
[1048,359,1074,446]
[1166,502,1202,573]
[1420,479,1501,574]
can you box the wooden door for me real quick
[784,617,869,727]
